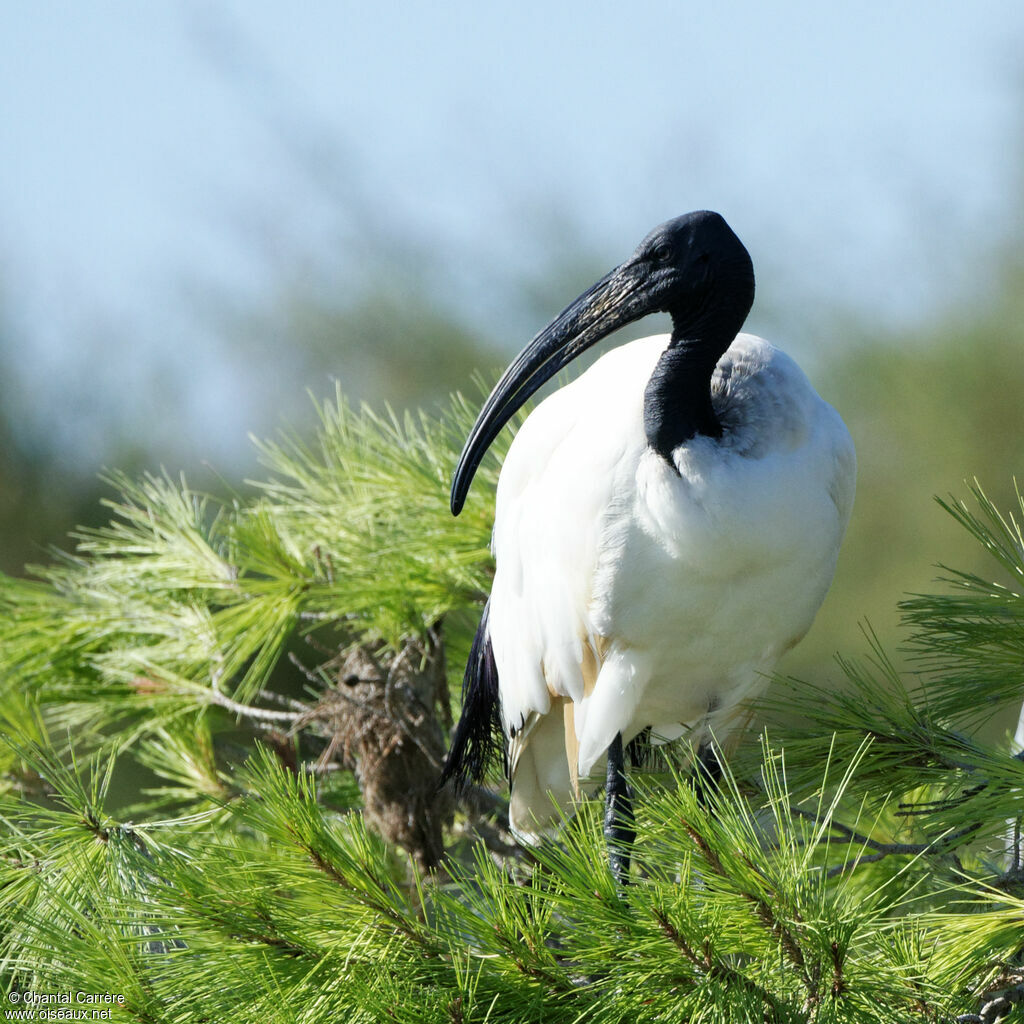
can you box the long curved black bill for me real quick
[450,263,646,515]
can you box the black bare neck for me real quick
[642,336,727,462]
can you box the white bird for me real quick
[440,212,855,882]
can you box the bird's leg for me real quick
[604,732,635,887]
[693,741,723,807]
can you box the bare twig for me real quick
[955,975,1024,1023]
[205,689,304,724]
[256,687,311,714]
[788,806,979,878]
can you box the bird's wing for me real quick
[570,334,858,776]
[487,335,668,743]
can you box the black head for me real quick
[627,211,755,340]
[450,211,755,514]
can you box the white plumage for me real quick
[441,212,856,873]
[490,332,855,839]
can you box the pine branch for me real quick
[3,727,1016,1021]
[4,395,1024,1019]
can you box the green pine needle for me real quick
[1,391,1024,1020]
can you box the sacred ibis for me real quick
[440,211,855,882]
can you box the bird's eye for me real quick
[651,242,672,264]
[697,251,711,264]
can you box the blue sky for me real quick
[2,1,1022,469]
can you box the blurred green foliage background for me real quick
[800,244,1024,687]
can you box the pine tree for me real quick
[1,386,1023,1023]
